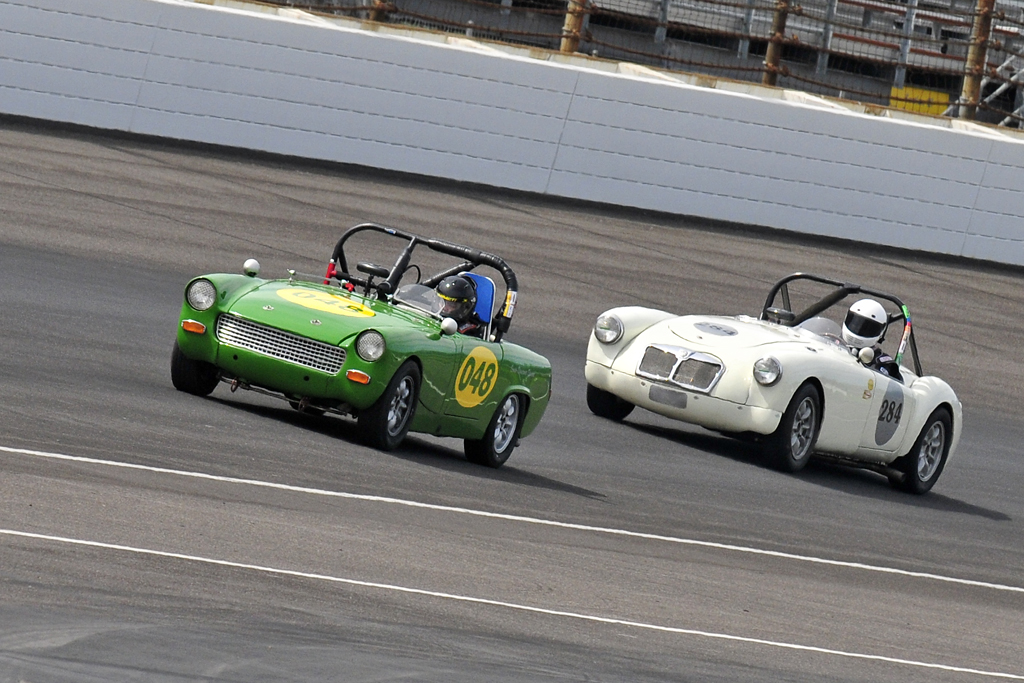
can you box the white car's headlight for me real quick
[594,314,624,344]
[356,330,386,362]
[753,356,782,386]
[186,279,217,311]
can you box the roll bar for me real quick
[327,223,519,341]
[760,272,922,376]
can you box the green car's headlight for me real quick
[356,330,386,362]
[594,314,624,344]
[753,356,782,386]
[186,279,217,311]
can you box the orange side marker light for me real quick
[346,369,371,384]
[181,320,206,334]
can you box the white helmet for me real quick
[842,298,887,348]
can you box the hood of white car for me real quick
[665,315,804,348]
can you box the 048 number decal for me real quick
[455,346,499,408]
[878,398,903,424]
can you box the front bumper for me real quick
[176,317,384,410]
[585,360,782,435]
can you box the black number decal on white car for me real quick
[878,399,903,425]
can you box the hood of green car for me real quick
[226,280,436,344]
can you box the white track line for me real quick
[2,528,1022,680]
[3,444,1023,594]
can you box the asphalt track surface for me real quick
[2,118,1024,682]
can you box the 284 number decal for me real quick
[878,398,903,424]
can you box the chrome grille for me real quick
[216,314,346,374]
[637,344,723,393]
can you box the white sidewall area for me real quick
[2,0,1022,265]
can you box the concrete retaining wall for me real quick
[2,0,1022,265]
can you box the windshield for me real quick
[393,283,444,317]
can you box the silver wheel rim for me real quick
[492,395,520,453]
[917,420,946,481]
[789,396,817,461]
[386,376,414,436]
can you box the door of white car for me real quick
[859,371,914,452]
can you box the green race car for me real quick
[171,223,552,467]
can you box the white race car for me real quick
[585,273,962,493]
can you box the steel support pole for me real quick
[815,0,838,75]
[763,0,789,86]
[894,0,919,89]
[655,0,669,44]
[959,0,996,119]
[738,0,757,59]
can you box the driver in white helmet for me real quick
[842,298,900,378]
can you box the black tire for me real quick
[586,384,635,421]
[766,383,821,472]
[465,393,524,468]
[358,361,420,451]
[170,340,219,396]
[890,408,951,494]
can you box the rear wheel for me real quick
[358,361,420,451]
[766,383,821,472]
[586,384,635,421]
[170,341,219,396]
[890,408,951,494]
[465,393,524,468]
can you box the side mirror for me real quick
[243,258,261,277]
[440,317,458,336]
[858,347,875,365]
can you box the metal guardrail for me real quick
[269,0,1024,126]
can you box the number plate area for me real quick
[636,344,724,393]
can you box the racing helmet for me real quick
[436,276,476,322]
[842,298,887,348]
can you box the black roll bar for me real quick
[328,223,520,341]
[760,272,922,376]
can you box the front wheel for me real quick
[890,408,951,494]
[170,340,219,396]
[358,361,420,451]
[586,384,635,421]
[465,393,524,468]
[766,383,821,472]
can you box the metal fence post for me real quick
[959,0,996,119]
[894,0,919,89]
[738,0,756,59]
[655,0,670,44]
[815,0,838,75]
[763,0,789,86]
[561,0,587,53]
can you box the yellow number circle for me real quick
[277,287,376,317]
[455,346,499,408]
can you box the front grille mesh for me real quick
[638,347,677,379]
[216,314,346,374]
[637,345,723,393]
[673,359,720,392]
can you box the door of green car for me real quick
[443,335,506,422]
